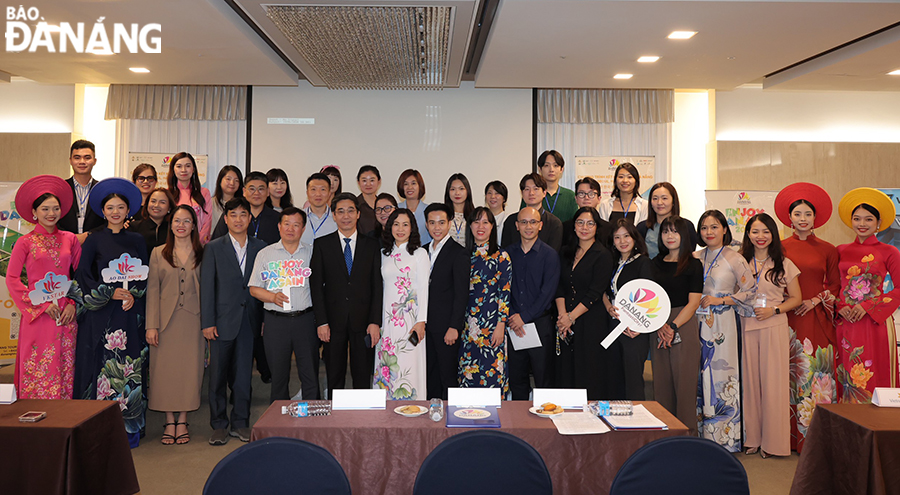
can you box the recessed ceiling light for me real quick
[614,73,633,80]
[129,67,150,73]
[888,69,900,76]
[668,31,697,40]
[637,56,659,63]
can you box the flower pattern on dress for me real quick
[458,247,511,394]
[836,338,874,403]
[843,255,883,306]
[788,328,836,436]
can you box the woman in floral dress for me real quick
[74,178,148,448]
[6,176,82,399]
[774,182,840,452]
[458,207,511,393]
[373,209,430,399]
[695,210,756,452]
[835,188,900,402]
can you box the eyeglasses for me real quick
[375,205,395,214]
[173,218,194,226]
[135,176,157,183]
[575,220,597,227]
[246,186,267,194]
[576,191,598,199]
[517,219,540,226]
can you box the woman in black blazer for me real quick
[555,207,622,400]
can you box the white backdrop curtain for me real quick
[114,119,246,190]
[536,89,674,190]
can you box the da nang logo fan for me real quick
[601,279,672,349]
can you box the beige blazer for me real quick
[146,245,201,332]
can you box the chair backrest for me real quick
[610,436,750,495]
[203,437,351,495]
[413,430,552,495]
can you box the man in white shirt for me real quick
[300,172,337,245]
[58,140,103,242]
[250,207,319,402]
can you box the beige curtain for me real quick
[537,89,674,124]
[105,85,247,121]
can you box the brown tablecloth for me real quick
[790,403,900,495]
[0,399,140,495]
[252,400,688,495]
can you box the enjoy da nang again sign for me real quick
[259,259,311,290]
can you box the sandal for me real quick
[161,422,177,446]
[760,450,773,459]
[174,421,190,445]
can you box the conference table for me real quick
[251,400,688,495]
[790,403,900,495]
[0,399,140,495]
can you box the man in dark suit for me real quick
[201,197,266,445]
[422,203,469,400]
[501,173,563,251]
[58,139,104,242]
[310,192,382,396]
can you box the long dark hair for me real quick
[162,205,204,269]
[658,216,694,276]
[214,165,244,206]
[321,166,342,195]
[611,162,640,199]
[697,209,733,247]
[381,208,421,256]
[140,187,177,222]
[265,168,293,209]
[465,207,499,255]
[444,173,475,220]
[563,206,605,261]
[740,213,786,286]
[645,182,681,229]
[610,218,647,259]
[167,152,206,209]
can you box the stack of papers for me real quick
[602,405,667,430]
[550,412,610,435]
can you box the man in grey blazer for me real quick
[201,197,266,445]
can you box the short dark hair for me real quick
[465,207,500,255]
[658,216,695,276]
[131,163,156,182]
[563,207,605,260]
[214,165,244,204]
[265,168,293,209]
[519,173,547,192]
[70,139,95,155]
[537,150,565,169]
[425,202,452,221]
[245,171,268,185]
[697,209,733,247]
[357,165,381,181]
[331,192,359,212]
[397,169,425,200]
[484,181,508,208]
[575,177,601,194]
[320,166,342,194]
[224,197,251,214]
[376,192,398,207]
[609,218,647,258]
[279,206,307,226]
[306,172,331,188]
[646,182,681,229]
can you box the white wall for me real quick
[671,91,709,225]
[251,81,532,209]
[0,80,74,133]
[716,88,900,143]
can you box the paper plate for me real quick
[394,405,428,417]
[529,406,564,418]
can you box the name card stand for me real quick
[873,387,900,407]
[532,388,588,410]
[447,388,502,408]
[331,389,386,410]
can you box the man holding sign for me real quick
[249,207,318,402]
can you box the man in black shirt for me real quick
[501,173,563,251]
[212,171,280,245]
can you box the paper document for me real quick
[602,404,667,430]
[551,412,610,435]
[509,322,542,351]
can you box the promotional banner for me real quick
[574,156,655,197]
[127,152,209,189]
[0,182,33,364]
[704,190,778,245]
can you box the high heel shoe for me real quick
[760,450,773,459]
[744,447,759,455]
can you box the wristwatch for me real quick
[775,307,781,315]
[669,322,679,331]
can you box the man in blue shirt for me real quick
[506,207,561,400]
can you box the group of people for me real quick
[7,142,898,457]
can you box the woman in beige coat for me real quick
[146,205,205,445]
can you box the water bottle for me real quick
[282,401,309,417]
[429,398,444,422]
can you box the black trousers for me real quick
[621,332,651,401]
[507,314,555,400]
[425,328,461,400]
[323,326,374,396]
[208,317,253,429]
[263,310,319,402]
